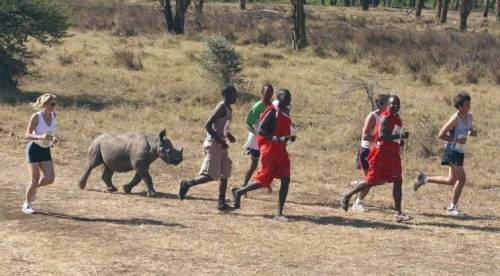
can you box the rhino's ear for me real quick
[159,129,166,141]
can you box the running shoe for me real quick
[447,204,465,216]
[22,202,34,215]
[217,202,233,211]
[352,199,367,212]
[340,193,350,212]
[414,172,427,192]
[275,215,289,222]
[232,189,241,209]
[394,213,412,222]
[178,180,190,200]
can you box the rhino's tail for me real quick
[91,133,103,141]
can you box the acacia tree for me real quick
[483,0,490,17]
[440,0,451,22]
[497,0,500,21]
[291,0,308,50]
[416,0,425,16]
[0,0,68,89]
[159,0,192,34]
[459,0,473,30]
[436,0,444,18]
[193,0,204,30]
[362,0,370,10]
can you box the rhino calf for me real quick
[79,130,183,197]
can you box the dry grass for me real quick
[61,2,500,83]
[1,4,500,275]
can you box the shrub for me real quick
[112,47,143,71]
[199,36,244,88]
[57,51,74,66]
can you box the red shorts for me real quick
[366,153,402,185]
[254,152,290,188]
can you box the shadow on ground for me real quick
[85,188,217,202]
[417,221,500,233]
[420,212,500,221]
[37,211,186,228]
[231,213,411,230]
[0,90,141,111]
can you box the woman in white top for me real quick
[351,94,389,212]
[23,93,59,214]
[414,92,477,216]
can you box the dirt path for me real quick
[1,149,499,275]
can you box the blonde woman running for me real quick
[414,92,477,216]
[23,93,59,214]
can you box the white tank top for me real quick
[444,112,472,153]
[33,111,57,148]
[360,111,380,149]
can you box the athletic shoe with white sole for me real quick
[447,204,465,216]
[22,202,35,214]
[352,199,367,212]
[394,213,412,222]
[340,193,350,211]
[414,172,427,192]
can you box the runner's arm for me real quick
[469,114,477,137]
[25,114,45,141]
[361,113,376,142]
[205,103,227,145]
[259,110,276,141]
[377,116,402,141]
[246,107,258,134]
[437,114,458,142]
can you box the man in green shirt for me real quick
[241,84,274,193]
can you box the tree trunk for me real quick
[436,0,443,18]
[496,0,500,22]
[362,0,370,9]
[291,0,308,50]
[160,0,175,32]
[193,0,204,30]
[345,0,351,6]
[321,0,325,4]
[459,0,473,30]
[416,0,425,16]
[441,0,450,22]
[483,0,490,17]
[240,0,246,9]
[453,0,460,10]
[173,0,191,34]
[373,0,380,6]
[410,0,416,7]
[330,0,338,5]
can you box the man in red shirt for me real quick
[232,89,295,222]
[340,95,412,222]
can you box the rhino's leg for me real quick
[101,166,118,193]
[79,143,103,190]
[137,169,156,197]
[123,173,141,194]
